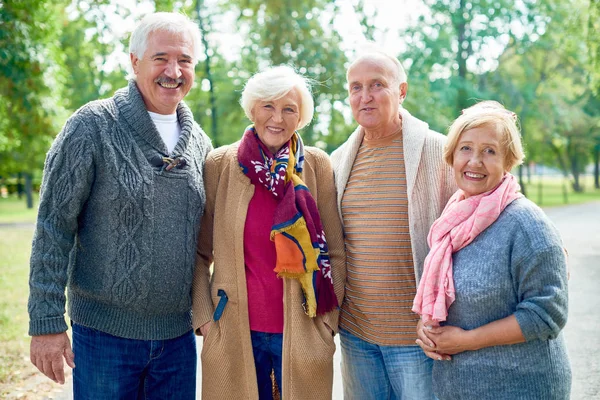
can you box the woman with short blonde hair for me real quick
[414,101,571,400]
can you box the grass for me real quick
[522,175,600,208]
[0,194,39,390]
[0,194,39,224]
[0,227,36,388]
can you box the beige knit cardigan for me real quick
[330,107,457,284]
[192,143,346,399]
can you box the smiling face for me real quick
[453,126,507,197]
[131,30,195,115]
[347,56,407,138]
[251,89,301,154]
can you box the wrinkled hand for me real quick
[30,332,75,384]
[199,321,213,337]
[415,319,452,361]
[423,324,472,356]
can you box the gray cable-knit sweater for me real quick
[28,80,213,340]
[433,197,571,400]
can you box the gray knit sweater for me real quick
[433,197,571,400]
[28,81,213,340]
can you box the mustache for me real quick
[154,76,185,85]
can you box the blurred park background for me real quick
[1,0,599,397]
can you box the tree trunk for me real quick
[17,171,24,199]
[455,0,470,114]
[562,179,569,204]
[548,140,570,179]
[568,138,583,192]
[196,0,218,146]
[518,164,527,197]
[25,172,33,209]
[594,143,599,189]
[519,114,528,196]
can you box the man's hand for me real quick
[30,332,75,384]
[199,321,213,337]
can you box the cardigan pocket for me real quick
[213,289,228,321]
[209,284,235,321]
[313,316,336,353]
[201,286,236,360]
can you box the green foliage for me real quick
[187,53,248,146]
[398,0,598,191]
[401,0,556,117]
[587,0,600,94]
[0,0,69,177]
[0,0,598,193]
[221,0,354,150]
[58,1,129,110]
[154,0,176,12]
[483,0,599,190]
[352,0,379,42]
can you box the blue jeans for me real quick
[340,328,436,400]
[72,323,196,400]
[250,331,283,400]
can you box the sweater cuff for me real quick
[514,309,539,342]
[29,316,68,336]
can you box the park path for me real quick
[544,202,600,400]
[15,201,600,399]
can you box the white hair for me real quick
[129,12,202,64]
[240,65,314,130]
[347,43,407,85]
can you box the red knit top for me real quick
[244,183,284,333]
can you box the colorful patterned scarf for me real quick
[238,126,338,317]
[412,173,523,323]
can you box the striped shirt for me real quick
[339,129,419,346]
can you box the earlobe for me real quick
[399,82,408,103]
[130,53,139,75]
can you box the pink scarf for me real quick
[412,173,523,322]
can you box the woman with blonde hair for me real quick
[414,101,571,399]
[192,65,345,399]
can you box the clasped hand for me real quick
[415,319,472,361]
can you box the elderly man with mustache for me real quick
[27,12,212,399]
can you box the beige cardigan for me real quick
[192,143,346,399]
[330,107,457,284]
